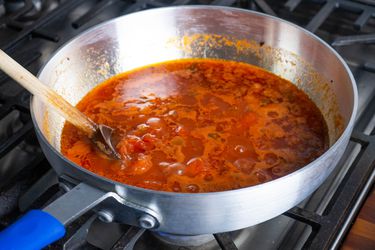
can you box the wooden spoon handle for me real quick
[0,49,97,137]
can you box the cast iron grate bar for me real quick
[0,150,46,192]
[363,61,375,72]
[139,0,163,8]
[354,9,373,29]
[121,1,147,14]
[72,0,119,29]
[121,0,185,15]
[305,0,338,33]
[32,28,60,42]
[6,21,60,42]
[354,91,375,133]
[0,107,13,121]
[0,91,30,114]
[354,0,375,6]
[0,91,33,123]
[0,119,34,158]
[63,215,98,250]
[111,226,146,250]
[18,169,58,212]
[214,232,238,250]
[0,0,85,50]
[329,0,375,24]
[143,0,200,8]
[172,0,193,4]
[287,0,375,32]
[284,0,303,11]
[332,33,375,46]
[284,206,321,227]
[125,0,194,11]
[251,0,276,16]
[283,130,375,249]
[212,0,237,5]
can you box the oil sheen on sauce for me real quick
[61,59,328,193]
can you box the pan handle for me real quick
[0,210,65,250]
[0,183,110,250]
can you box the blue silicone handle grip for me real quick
[0,210,65,250]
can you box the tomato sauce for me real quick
[61,59,328,193]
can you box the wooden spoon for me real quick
[0,49,121,160]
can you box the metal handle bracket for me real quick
[42,182,161,229]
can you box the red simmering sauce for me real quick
[61,59,328,193]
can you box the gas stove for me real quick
[0,0,374,249]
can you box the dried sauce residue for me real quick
[61,59,329,193]
[168,33,261,58]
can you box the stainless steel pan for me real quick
[0,6,358,249]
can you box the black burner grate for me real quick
[0,1,374,249]
[284,130,375,249]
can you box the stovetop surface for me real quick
[0,1,374,249]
